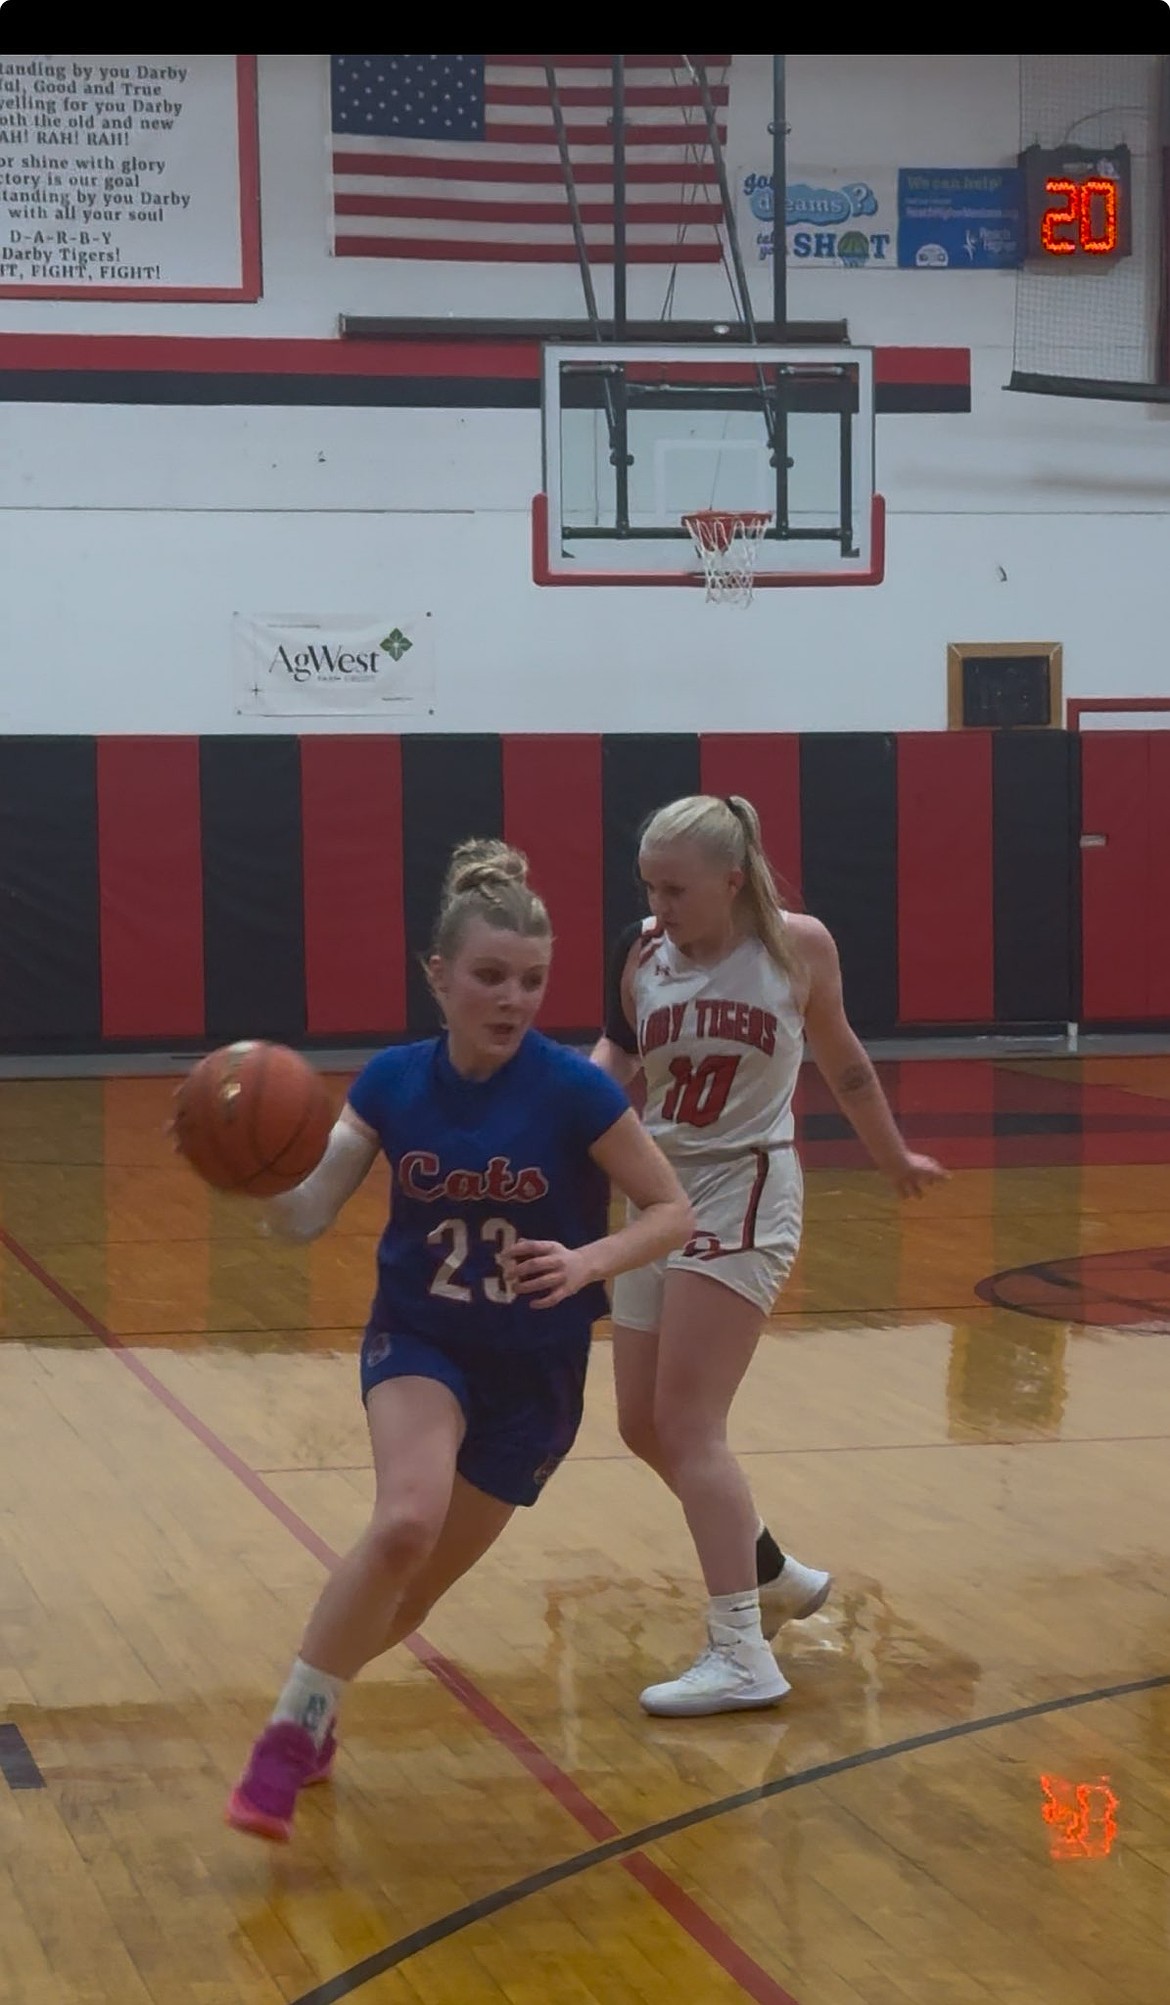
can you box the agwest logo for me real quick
[271,628,413,684]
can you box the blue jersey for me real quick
[347,1031,629,1353]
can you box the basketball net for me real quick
[682,509,772,606]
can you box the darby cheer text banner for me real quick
[0,55,260,299]
[233,614,437,718]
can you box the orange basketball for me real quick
[173,1042,335,1198]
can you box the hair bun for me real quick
[444,838,529,900]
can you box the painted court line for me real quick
[0,1722,45,1790]
[288,1670,1170,2003]
[0,1221,799,2005]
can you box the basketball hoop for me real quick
[682,509,772,606]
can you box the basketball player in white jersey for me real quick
[592,794,946,1716]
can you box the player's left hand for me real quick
[888,1151,949,1198]
[503,1239,590,1308]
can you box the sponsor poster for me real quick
[234,614,436,718]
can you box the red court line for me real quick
[0,1221,799,2005]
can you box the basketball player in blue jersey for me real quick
[226,839,692,1842]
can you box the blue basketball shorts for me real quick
[359,1323,590,1508]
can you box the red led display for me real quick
[1040,177,1119,257]
[1020,145,1132,265]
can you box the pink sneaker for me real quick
[225,1722,325,1842]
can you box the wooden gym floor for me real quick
[1,1052,1169,2005]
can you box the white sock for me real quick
[708,1588,764,1645]
[755,1515,766,1540]
[270,1657,346,1748]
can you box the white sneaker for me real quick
[639,1631,791,1717]
[758,1558,832,1641]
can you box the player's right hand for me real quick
[503,1238,590,1308]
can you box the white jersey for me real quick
[627,922,805,1162]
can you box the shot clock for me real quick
[1019,144,1132,264]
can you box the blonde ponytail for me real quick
[724,796,802,983]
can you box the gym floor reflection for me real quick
[1,1052,1168,2005]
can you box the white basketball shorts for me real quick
[610,1145,803,1332]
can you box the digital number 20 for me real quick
[1042,177,1118,256]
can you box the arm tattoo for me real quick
[836,1060,875,1097]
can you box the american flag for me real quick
[329,55,730,264]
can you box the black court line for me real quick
[258,1433,1170,1479]
[0,1723,45,1790]
[976,1260,1170,1327]
[289,1669,1170,2005]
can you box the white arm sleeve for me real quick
[262,1114,380,1244]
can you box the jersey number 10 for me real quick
[661,1054,742,1128]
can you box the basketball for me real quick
[172,1041,334,1197]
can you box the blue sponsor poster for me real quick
[897,168,1022,269]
